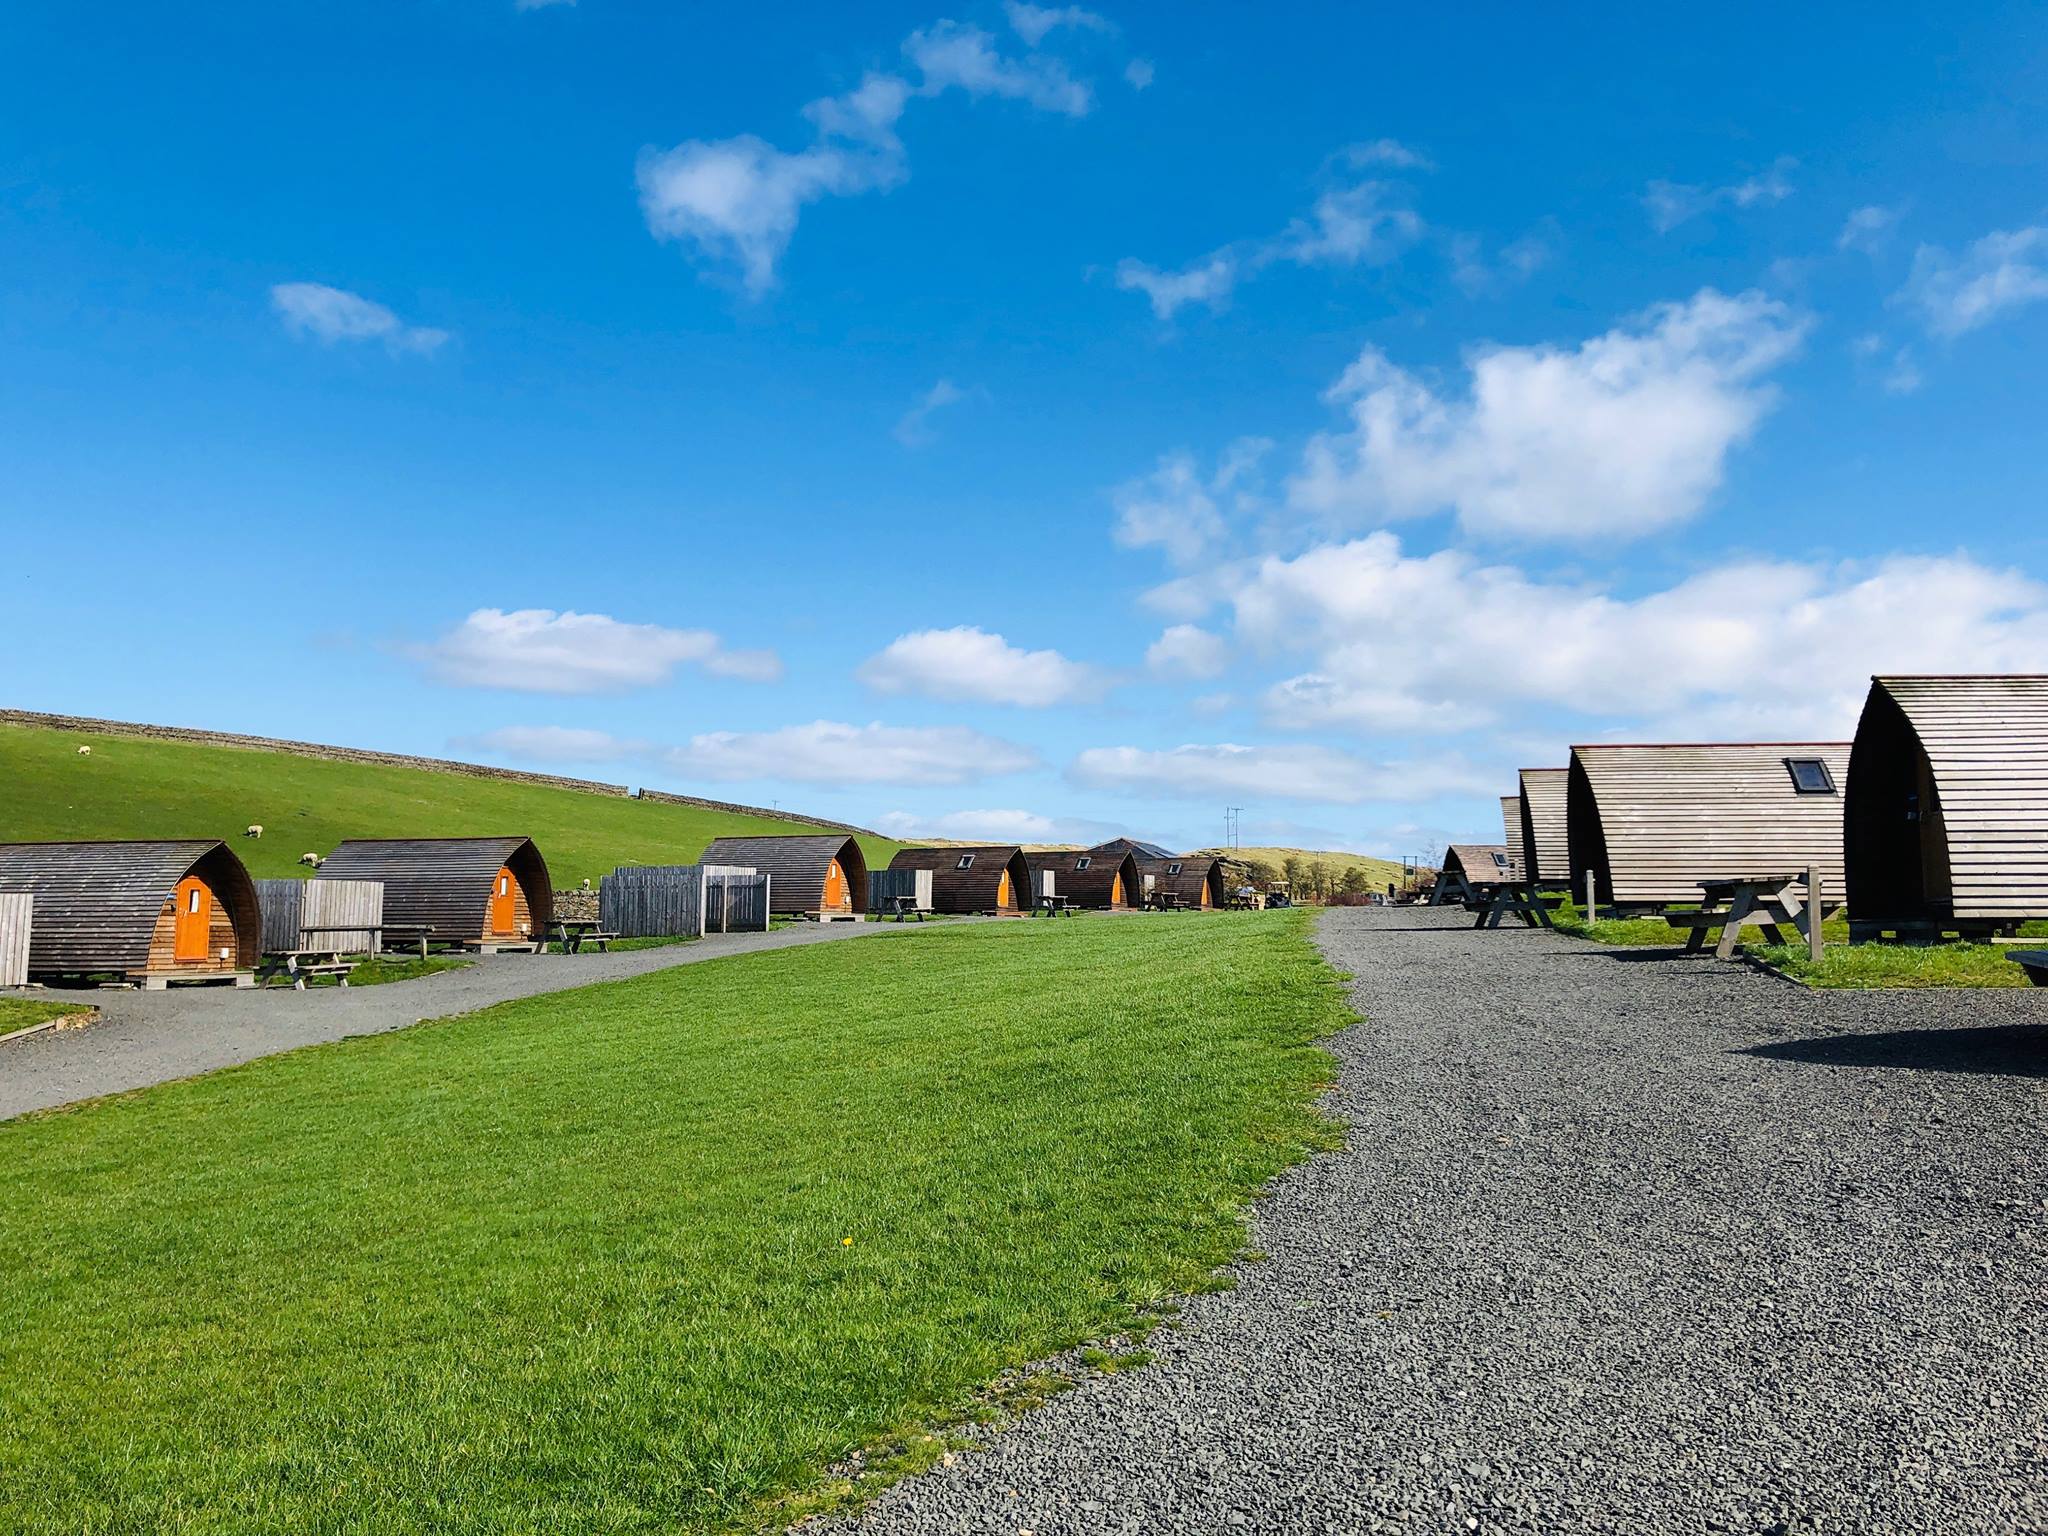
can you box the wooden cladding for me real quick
[887,846,1031,913]
[1517,770,1571,885]
[698,835,868,916]
[1024,848,1142,909]
[316,837,552,943]
[0,840,261,979]
[1499,796,1526,881]
[1444,845,1513,886]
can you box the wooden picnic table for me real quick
[1150,891,1186,912]
[1471,881,1557,929]
[1031,895,1076,917]
[380,925,442,959]
[547,918,618,953]
[1667,874,1828,960]
[258,947,359,990]
[882,894,928,923]
[2005,949,2048,986]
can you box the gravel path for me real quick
[0,918,954,1120]
[848,907,2048,1535]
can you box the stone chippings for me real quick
[846,907,2048,1535]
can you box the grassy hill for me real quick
[0,722,900,885]
[1194,845,1416,894]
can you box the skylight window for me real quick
[1785,758,1837,795]
[956,854,976,869]
[1167,862,1183,874]
[1074,856,1091,870]
[1492,852,1509,869]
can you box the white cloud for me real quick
[1123,58,1154,89]
[1275,180,1423,266]
[1070,742,1485,803]
[1004,2,1112,47]
[1838,203,1902,253]
[1145,623,1229,679]
[1450,222,1560,296]
[515,0,573,9]
[458,726,642,762]
[666,721,1037,786]
[1901,226,2048,337]
[894,378,966,446]
[1644,157,1795,233]
[270,283,448,355]
[874,807,1128,844]
[858,626,1102,706]
[1116,254,1239,319]
[640,19,1100,291]
[1289,287,1807,541]
[417,608,782,694]
[1221,530,2048,740]
[1342,138,1430,170]
[1113,438,1270,566]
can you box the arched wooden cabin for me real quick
[1024,846,1141,909]
[1846,675,2048,938]
[317,837,552,947]
[1568,743,1850,913]
[699,834,867,917]
[887,846,1031,914]
[0,840,261,987]
[1138,853,1227,909]
[1433,844,1514,905]
[1517,768,1571,888]
[1499,795,1527,881]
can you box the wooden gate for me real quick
[0,894,30,988]
[602,867,770,937]
[255,879,385,952]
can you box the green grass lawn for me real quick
[260,955,474,990]
[1752,941,2040,988]
[0,997,95,1035]
[1552,901,1853,948]
[0,723,900,885]
[0,911,1351,1534]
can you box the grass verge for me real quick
[1751,941,2038,989]
[1552,901,1851,948]
[0,910,1352,1534]
[0,998,95,1036]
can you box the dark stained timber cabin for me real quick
[0,839,261,987]
[1499,795,1527,881]
[1845,674,2048,940]
[1138,852,1228,909]
[698,834,868,918]
[1567,742,1851,913]
[316,837,553,949]
[1517,769,1571,888]
[1024,846,1141,909]
[887,846,1032,914]
[1433,844,1514,905]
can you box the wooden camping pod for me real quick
[1517,769,1571,886]
[0,839,261,982]
[1138,853,1227,909]
[316,837,552,944]
[1500,795,1527,881]
[1567,743,1851,912]
[1024,847,1141,909]
[1445,844,1515,887]
[887,846,1031,913]
[1845,675,2048,928]
[698,834,867,916]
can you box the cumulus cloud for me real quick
[1644,157,1795,233]
[1070,742,1489,803]
[1123,58,1154,89]
[1838,203,1903,253]
[1112,438,1270,566]
[1450,222,1561,296]
[1003,2,1112,47]
[1116,147,1426,319]
[1900,226,2048,337]
[417,608,782,694]
[1289,287,1807,541]
[640,17,1106,290]
[858,626,1102,706]
[874,807,1129,844]
[893,378,967,446]
[1221,530,2048,740]
[457,726,642,763]
[270,283,448,355]
[1145,623,1229,679]
[666,721,1037,786]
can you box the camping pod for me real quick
[1500,796,1527,881]
[699,834,867,917]
[1516,769,1571,887]
[0,839,261,987]
[317,837,552,947]
[1845,675,2048,936]
[1138,853,1227,909]
[1433,844,1514,905]
[1024,846,1141,909]
[1567,743,1850,913]
[887,846,1031,914]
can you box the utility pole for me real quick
[1225,806,1242,851]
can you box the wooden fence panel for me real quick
[0,893,30,988]
[255,881,304,952]
[869,868,933,910]
[603,867,703,938]
[704,873,770,933]
[303,880,384,952]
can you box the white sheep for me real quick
[245,824,264,839]
[76,745,92,756]
[299,851,322,868]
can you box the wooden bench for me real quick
[2009,949,2048,986]
[1472,882,1556,930]
[882,894,927,922]
[259,950,360,990]
[381,925,444,959]
[1668,875,1827,960]
[548,920,619,953]
[1031,895,1076,918]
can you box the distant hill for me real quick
[1192,846,1417,895]
[0,716,900,885]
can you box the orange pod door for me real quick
[1111,871,1125,906]
[173,876,212,962]
[824,858,848,911]
[490,868,517,934]
[997,869,1014,909]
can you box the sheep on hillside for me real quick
[299,852,322,868]
[245,824,264,839]
[76,745,91,756]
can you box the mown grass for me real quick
[1752,941,2039,989]
[0,998,94,1035]
[1552,900,1853,949]
[0,911,1352,1534]
[0,723,900,885]
[263,955,474,990]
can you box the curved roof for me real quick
[1847,675,2048,920]
[317,837,552,938]
[1025,847,1140,908]
[0,840,260,973]
[1499,796,1526,881]
[1517,769,1570,884]
[1444,844,1513,885]
[1569,743,1850,908]
[888,845,1030,912]
[699,834,867,914]
[1138,853,1227,907]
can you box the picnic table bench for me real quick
[881,894,928,922]
[1666,875,1830,960]
[1471,882,1557,929]
[1031,895,1076,917]
[2009,949,2048,986]
[1149,891,1187,912]
[380,925,448,959]
[258,948,360,990]
[547,918,619,953]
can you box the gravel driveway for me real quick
[848,906,2048,1535]
[0,918,952,1120]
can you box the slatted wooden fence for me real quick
[602,867,771,937]
[0,894,30,988]
[255,879,385,952]
[869,868,934,911]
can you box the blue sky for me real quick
[5,2,2046,857]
